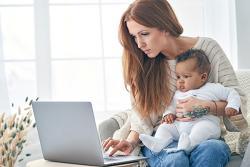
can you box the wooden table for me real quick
[26,159,140,167]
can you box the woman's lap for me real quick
[190,139,231,167]
[141,139,231,167]
[141,141,189,167]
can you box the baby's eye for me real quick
[176,76,180,79]
[184,75,189,78]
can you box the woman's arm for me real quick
[205,100,227,116]
[127,130,140,148]
[176,97,227,116]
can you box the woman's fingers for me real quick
[177,97,197,112]
[109,141,123,156]
[176,106,185,113]
[109,140,132,156]
[103,138,119,151]
[105,140,118,151]
[103,138,132,156]
[102,137,112,148]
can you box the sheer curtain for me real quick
[0,0,237,122]
[0,24,10,113]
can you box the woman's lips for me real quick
[144,49,151,54]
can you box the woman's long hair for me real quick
[119,0,183,117]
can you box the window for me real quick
[0,0,35,113]
[0,0,237,122]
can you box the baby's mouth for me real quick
[179,86,185,90]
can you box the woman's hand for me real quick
[176,97,207,113]
[176,97,227,116]
[102,137,134,156]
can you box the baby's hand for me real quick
[225,108,238,117]
[161,114,176,124]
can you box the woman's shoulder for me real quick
[193,37,219,48]
[193,37,224,58]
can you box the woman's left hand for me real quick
[176,97,207,113]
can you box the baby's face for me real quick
[176,59,206,92]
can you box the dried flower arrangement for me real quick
[0,97,38,167]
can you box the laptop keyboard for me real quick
[103,153,123,161]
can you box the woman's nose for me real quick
[137,39,145,49]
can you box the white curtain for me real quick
[0,14,10,113]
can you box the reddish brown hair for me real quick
[119,0,183,117]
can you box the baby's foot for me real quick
[139,134,172,152]
[165,133,191,154]
[177,133,191,150]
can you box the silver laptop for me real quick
[32,101,147,166]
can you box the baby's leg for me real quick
[164,121,193,153]
[185,120,221,152]
[139,123,178,152]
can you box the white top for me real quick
[129,37,247,135]
[163,82,241,125]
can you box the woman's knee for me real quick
[190,139,231,167]
[197,139,230,154]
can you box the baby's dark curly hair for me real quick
[176,49,211,74]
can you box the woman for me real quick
[103,0,247,166]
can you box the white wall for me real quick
[171,0,237,68]
[236,0,250,69]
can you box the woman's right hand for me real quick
[102,137,134,156]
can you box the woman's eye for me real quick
[141,32,149,36]
[176,76,180,79]
[184,75,189,78]
[130,34,136,39]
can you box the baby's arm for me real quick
[162,98,176,124]
[225,88,241,116]
[211,83,241,116]
[162,114,176,124]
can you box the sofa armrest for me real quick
[98,118,120,142]
[236,69,250,122]
[241,141,250,167]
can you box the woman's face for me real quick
[126,20,168,58]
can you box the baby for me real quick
[139,49,240,153]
